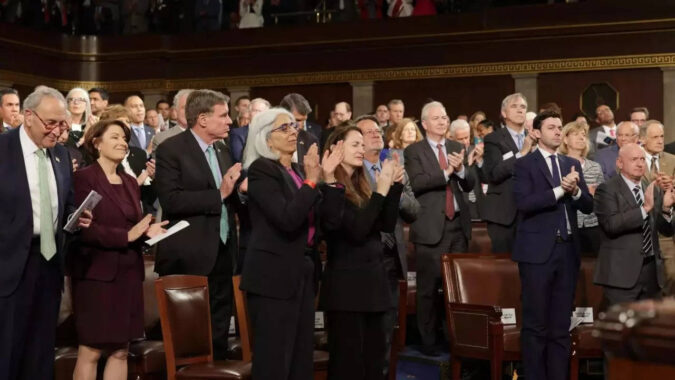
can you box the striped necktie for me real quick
[632,185,653,257]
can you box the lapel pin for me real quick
[55,156,61,163]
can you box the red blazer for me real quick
[69,162,143,282]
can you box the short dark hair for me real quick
[533,110,561,130]
[0,87,19,104]
[354,114,379,126]
[478,119,495,129]
[630,106,649,119]
[572,111,590,125]
[156,99,170,109]
[539,102,562,115]
[235,95,250,107]
[280,93,312,115]
[186,89,229,129]
[88,87,109,101]
[84,119,131,159]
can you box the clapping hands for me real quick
[561,166,580,194]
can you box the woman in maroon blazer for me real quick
[70,120,166,380]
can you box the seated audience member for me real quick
[151,89,193,155]
[66,87,98,150]
[630,106,649,128]
[588,104,617,159]
[559,121,605,256]
[475,119,494,140]
[88,88,109,118]
[468,111,486,144]
[595,121,639,180]
[320,125,405,379]
[124,95,154,153]
[230,97,270,163]
[593,143,674,307]
[640,119,675,182]
[239,0,263,28]
[389,117,423,161]
[0,87,22,132]
[71,119,167,380]
[375,104,390,129]
[405,101,476,355]
[239,107,343,380]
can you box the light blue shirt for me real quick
[131,124,147,149]
[506,126,525,158]
[191,129,222,175]
[426,137,464,212]
[364,158,382,184]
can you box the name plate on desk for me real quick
[229,316,236,336]
[501,308,517,325]
[315,311,325,329]
[573,307,594,324]
[407,272,416,287]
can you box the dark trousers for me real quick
[382,254,401,375]
[209,240,234,360]
[416,216,467,348]
[0,240,62,380]
[578,225,601,257]
[247,257,315,380]
[602,257,660,308]
[519,240,579,380]
[327,310,387,380]
[487,221,516,253]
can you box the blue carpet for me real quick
[396,346,451,380]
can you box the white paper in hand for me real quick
[145,220,190,246]
[64,190,102,233]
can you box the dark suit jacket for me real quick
[129,124,155,151]
[154,130,238,276]
[0,128,75,296]
[511,150,594,264]
[229,124,248,163]
[593,174,674,289]
[588,126,616,160]
[69,163,143,281]
[319,183,403,312]
[296,129,319,176]
[665,141,675,155]
[126,146,157,214]
[305,121,323,147]
[240,158,342,299]
[595,144,619,181]
[482,127,522,226]
[404,139,475,245]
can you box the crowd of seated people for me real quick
[0,0,583,35]
[1,83,673,380]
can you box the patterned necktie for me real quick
[632,185,653,256]
[206,146,229,245]
[651,156,659,178]
[549,155,569,239]
[437,144,455,219]
[516,134,524,151]
[36,149,57,260]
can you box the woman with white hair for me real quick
[239,107,344,380]
[65,87,98,148]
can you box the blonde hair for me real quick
[391,118,423,149]
[558,121,589,157]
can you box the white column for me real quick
[228,86,251,119]
[512,74,538,112]
[141,89,168,113]
[662,68,675,144]
[350,81,374,119]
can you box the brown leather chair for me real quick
[155,275,251,380]
[441,253,520,380]
[231,275,329,380]
[467,221,492,253]
[388,279,408,380]
[569,258,604,377]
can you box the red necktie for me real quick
[391,0,403,17]
[437,144,455,219]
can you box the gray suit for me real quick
[593,174,674,305]
[595,144,619,181]
[152,125,185,158]
[588,126,616,160]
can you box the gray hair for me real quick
[185,89,230,129]
[639,119,663,138]
[248,98,271,112]
[173,89,195,109]
[449,119,470,138]
[242,108,295,169]
[617,121,640,136]
[280,93,311,115]
[501,93,528,112]
[421,101,446,121]
[388,99,404,108]
[24,85,67,112]
[65,87,92,124]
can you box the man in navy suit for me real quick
[512,110,593,380]
[0,86,91,380]
[595,121,639,180]
[125,95,155,152]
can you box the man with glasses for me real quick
[280,94,320,176]
[0,86,92,380]
[596,121,639,180]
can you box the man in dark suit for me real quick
[1,87,22,132]
[588,104,618,160]
[665,140,675,155]
[0,86,91,380]
[404,101,475,355]
[125,146,157,214]
[593,143,674,306]
[154,89,243,360]
[512,111,593,380]
[448,118,487,220]
[125,95,155,152]
[230,97,270,163]
[280,92,322,146]
[482,93,536,252]
[595,121,639,181]
[357,115,419,372]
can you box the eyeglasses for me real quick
[363,129,382,137]
[68,97,87,104]
[271,122,299,134]
[31,111,68,131]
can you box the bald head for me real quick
[616,121,639,148]
[617,143,646,181]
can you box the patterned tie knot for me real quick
[633,185,641,195]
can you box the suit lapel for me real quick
[186,132,217,189]
[500,128,519,154]
[91,162,128,217]
[47,147,66,224]
[214,140,231,177]
[535,150,555,188]
[421,140,442,172]
[615,175,639,207]
[11,131,32,225]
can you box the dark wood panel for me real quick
[537,68,663,125]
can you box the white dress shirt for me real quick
[20,126,59,235]
[644,151,660,173]
[538,149,581,234]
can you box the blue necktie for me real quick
[206,146,229,244]
[549,155,568,239]
[135,127,146,149]
[516,134,524,150]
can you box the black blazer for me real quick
[0,128,75,296]
[154,130,238,276]
[240,158,342,299]
[481,127,521,226]
[404,139,475,245]
[319,183,403,312]
[296,129,319,176]
[126,146,157,214]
